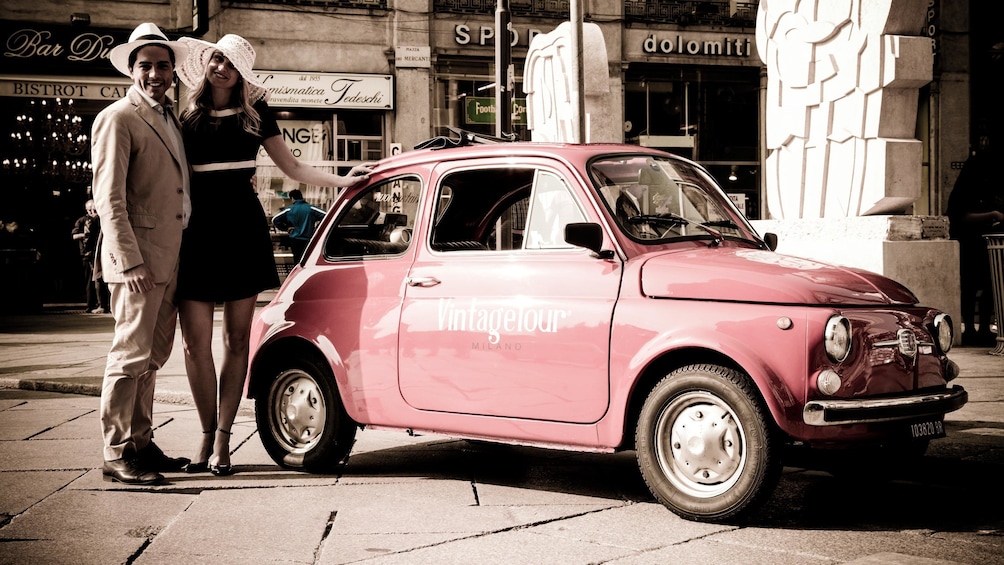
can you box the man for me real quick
[91,23,192,484]
[71,199,109,313]
[947,140,1004,347]
[272,189,325,262]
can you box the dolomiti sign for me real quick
[624,28,758,61]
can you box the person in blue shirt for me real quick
[272,189,326,262]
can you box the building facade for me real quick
[0,0,986,305]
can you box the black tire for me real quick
[635,364,781,523]
[255,356,357,473]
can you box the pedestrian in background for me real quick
[272,188,326,262]
[71,198,109,314]
[174,33,374,476]
[91,23,192,485]
[947,140,1004,347]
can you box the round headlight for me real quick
[816,369,842,396]
[934,313,953,354]
[824,315,852,362]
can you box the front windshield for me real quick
[589,154,759,245]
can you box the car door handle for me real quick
[406,276,441,288]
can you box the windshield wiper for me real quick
[626,213,688,226]
[627,214,723,246]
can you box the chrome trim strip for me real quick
[803,386,968,426]
[872,340,936,347]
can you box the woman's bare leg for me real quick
[179,299,219,464]
[211,295,257,469]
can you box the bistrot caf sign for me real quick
[257,71,393,110]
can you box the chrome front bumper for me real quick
[803,386,968,426]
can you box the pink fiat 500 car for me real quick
[246,138,966,522]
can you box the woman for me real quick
[175,34,374,475]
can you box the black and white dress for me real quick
[176,100,281,302]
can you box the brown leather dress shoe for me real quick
[136,442,190,472]
[102,458,163,485]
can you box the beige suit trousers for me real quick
[100,269,179,461]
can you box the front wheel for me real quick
[635,364,781,523]
[255,356,357,473]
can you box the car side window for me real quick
[524,171,586,249]
[431,168,535,252]
[430,167,584,252]
[324,177,421,258]
[490,196,529,250]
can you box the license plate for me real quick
[908,419,945,439]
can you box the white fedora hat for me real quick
[177,34,269,102]
[108,22,189,77]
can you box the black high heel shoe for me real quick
[209,428,235,476]
[183,430,214,473]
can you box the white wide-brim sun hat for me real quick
[177,34,269,102]
[108,22,189,77]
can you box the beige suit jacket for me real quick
[92,87,187,284]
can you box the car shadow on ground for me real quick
[132,413,1003,531]
[755,420,1004,530]
[253,422,1004,531]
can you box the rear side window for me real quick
[324,176,422,258]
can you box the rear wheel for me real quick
[636,364,781,523]
[255,356,357,473]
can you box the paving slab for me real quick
[0,540,131,565]
[0,470,85,515]
[321,526,638,565]
[0,489,196,564]
[321,532,475,564]
[527,502,735,551]
[0,437,102,471]
[136,487,346,564]
[710,527,998,564]
[606,536,834,565]
[0,407,93,440]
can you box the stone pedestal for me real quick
[751,216,961,344]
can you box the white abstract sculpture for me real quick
[756,0,932,218]
[524,22,609,143]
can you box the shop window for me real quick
[625,67,758,161]
[624,66,761,218]
[256,110,384,218]
[335,112,384,168]
[434,64,530,141]
[434,0,569,17]
[624,0,756,26]
[1,96,100,304]
[243,0,387,8]
[624,78,697,158]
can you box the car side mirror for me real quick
[565,222,614,259]
[763,232,778,251]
